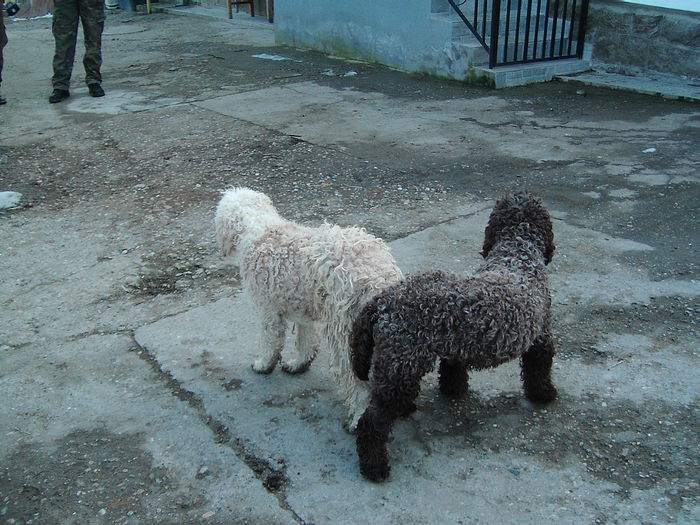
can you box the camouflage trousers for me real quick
[52,0,105,89]
[1,9,7,85]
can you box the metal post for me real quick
[549,0,560,58]
[523,0,534,62]
[576,0,590,59]
[489,0,502,68]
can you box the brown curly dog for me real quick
[350,191,558,481]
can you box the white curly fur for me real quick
[215,187,403,430]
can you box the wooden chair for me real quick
[227,0,254,19]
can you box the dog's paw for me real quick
[343,413,361,434]
[360,460,390,482]
[399,401,417,417]
[252,359,276,374]
[281,358,312,375]
[525,381,558,403]
[439,381,469,399]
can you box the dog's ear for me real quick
[215,215,243,257]
[481,222,497,259]
[525,195,555,264]
[219,232,241,257]
[481,194,513,259]
[541,217,555,265]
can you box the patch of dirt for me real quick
[555,297,699,364]
[0,430,183,525]
[420,394,700,497]
[125,243,237,298]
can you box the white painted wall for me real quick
[274,0,494,81]
[275,0,449,72]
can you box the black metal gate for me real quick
[447,0,590,69]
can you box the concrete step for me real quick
[430,0,452,14]
[456,39,583,69]
[472,57,591,88]
[451,19,580,55]
[442,1,579,34]
[435,0,590,85]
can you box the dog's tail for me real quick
[350,296,380,381]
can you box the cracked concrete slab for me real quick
[134,210,699,525]
[1,9,698,525]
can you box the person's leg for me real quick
[79,0,105,91]
[51,0,80,93]
[1,8,8,103]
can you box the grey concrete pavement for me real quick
[135,212,699,524]
[1,9,699,525]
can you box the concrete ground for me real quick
[1,9,699,525]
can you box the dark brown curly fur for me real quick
[351,192,558,481]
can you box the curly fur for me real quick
[350,191,558,481]
[215,187,403,431]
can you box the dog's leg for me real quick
[356,404,396,482]
[252,310,285,374]
[521,334,557,403]
[356,351,427,481]
[438,358,469,398]
[282,322,320,374]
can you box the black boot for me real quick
[49,89,70,103]
[88,84,105,98]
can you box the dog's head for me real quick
[214,187,279,258]
[481,191,555,264]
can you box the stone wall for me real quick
[587,0,700,76]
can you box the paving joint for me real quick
[129,337,307,524]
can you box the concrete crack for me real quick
[389,203,494,241]
[130,338,309,524]
[66,327,134,341]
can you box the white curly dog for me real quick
[215,187,403,430]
